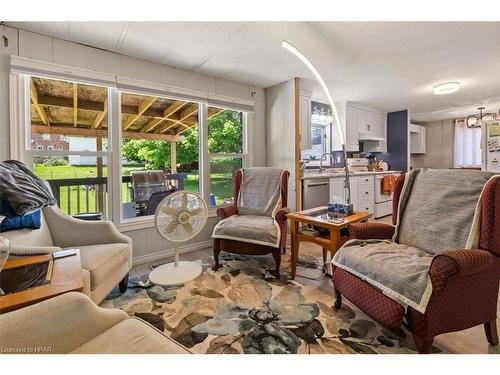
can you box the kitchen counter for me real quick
[301,170,402,180]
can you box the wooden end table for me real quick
[0,249,83,313]
[287,207,372,279]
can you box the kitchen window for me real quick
[301,123,330,166]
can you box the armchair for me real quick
[2,205,132,304]
[332,170,500,353]
[212,168,290,278]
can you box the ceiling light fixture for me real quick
[433,82,460,95]
[465,107,498,128]
[282,40,351,208]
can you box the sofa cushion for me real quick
[333,240,433,313]
[72,317,190,354]
[212,215,280,248]
[70,243,129,289]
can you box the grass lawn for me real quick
[34,164,233,216]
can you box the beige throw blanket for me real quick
[334,169,498,313]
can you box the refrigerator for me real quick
[482,120,500,173]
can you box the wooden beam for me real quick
[73,83,78,127]
[122,96,157,131]
[93,98,108,129]
[157,104,198,134]
[37,94,164,118]
[163,101,187,118]
[31,124,181,142]
[141,118,165,133]
[30,80,49,126]
[170,141,177,173]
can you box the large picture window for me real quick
[17,70,249,226]
[28,76,110,218]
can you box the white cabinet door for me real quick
[345,106,359,151]
[366,111,379,137]
[356,109,368,136]
[299,92,312,149]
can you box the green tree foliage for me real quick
[121,110,242,171]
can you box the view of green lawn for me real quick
[34,164,233,216]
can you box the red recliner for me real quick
[332,174,500,353]
[212,169,290,278]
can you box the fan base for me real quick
[149,261,202,286]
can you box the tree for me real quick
[121,110,242,171]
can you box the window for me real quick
[207,107,246,207]
[119,92,199,220]
[454,120,481,168]
[301,124,330,165]
[28,76,110,218]
[15,67,250,226]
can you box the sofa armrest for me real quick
[42,206,131,248]
[216,205,238,220]
[429,249,495,295]
[0,292,128,353]
[348,222,395,240]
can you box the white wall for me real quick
[0,26,267,263]
[265,79,296,211]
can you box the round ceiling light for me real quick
[433,82,460,95]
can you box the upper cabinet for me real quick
[346,102,387,152]
[409,123,426,154]
[299,90,312,149]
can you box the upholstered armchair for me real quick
[212,168,290,278]
[332,170,500,353]
[2,205,132,304]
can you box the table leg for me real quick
[322,247,328,265]
[326,229,340,276]
[290,221,299,280]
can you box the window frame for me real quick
[207,108,247,208]
[13,72,250,229]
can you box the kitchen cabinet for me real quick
[329,175,374,213]
[410,124,426,154]
[346,103,387,152]
[299,90,312,149]
[345,106,359,151]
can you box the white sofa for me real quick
[0,292,190,354]
[1,206,132,304]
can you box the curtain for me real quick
[454,120,481,168]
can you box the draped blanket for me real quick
[0,160,56,216]
[236,168,283,218]
[333,168,498,313]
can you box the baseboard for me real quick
[132,239,213,266]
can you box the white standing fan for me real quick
[149,190,208,286]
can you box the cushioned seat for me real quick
[72,317,188,354]
[68,243,130,290]
[334,240,434,312]
[213,215,280,248]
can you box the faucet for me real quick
[319,152,332,173]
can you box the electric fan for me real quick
[149,190,208,286]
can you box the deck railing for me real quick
[47,174,186,218]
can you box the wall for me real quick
[0,26,267,263]
[410,119,455,169]
[379,110,409,172]
[265,80,296,211]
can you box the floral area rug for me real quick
[103,253,443,354]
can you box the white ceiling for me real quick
[7,21,500,121]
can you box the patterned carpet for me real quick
[103,253,442,354]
